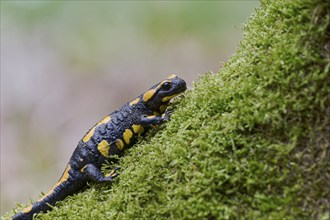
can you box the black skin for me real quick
[12,76,186,220]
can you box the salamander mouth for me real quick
[179,82,187,93]
[160,82,186,103]
[169,83,187,99]
[174,80,187,94]
[167,81,187,100]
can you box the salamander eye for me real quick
[161,82,171,91]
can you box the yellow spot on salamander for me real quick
[82,116,111,142]
[132,124,144,134]
[168,74,177,79]
[38,164,71,202]
[123,129,133,144]
[159,105,167,113]
[22,205,33,213]
[143,89,156,102]
[98,140,110,157]
[162,94,178,102]
[97,115,111,125]
[116,139,124,150]
[129,97,140,106]
[83,127,96,142]
[80,165,87,173]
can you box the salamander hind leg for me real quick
[81,164,119,183]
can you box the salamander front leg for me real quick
[140,110,173,127]
[81,164,119,183]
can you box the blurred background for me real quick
[0,1,259,214]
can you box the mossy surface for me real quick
[5,0,330,219]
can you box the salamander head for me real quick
[142,75,187,112]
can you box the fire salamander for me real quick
[12,75,186,220]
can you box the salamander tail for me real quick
[12,164,84,220]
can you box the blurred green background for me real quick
[0,1,259,214]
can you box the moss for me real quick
[5,0,329,219]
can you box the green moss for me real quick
[5,0,329,219]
